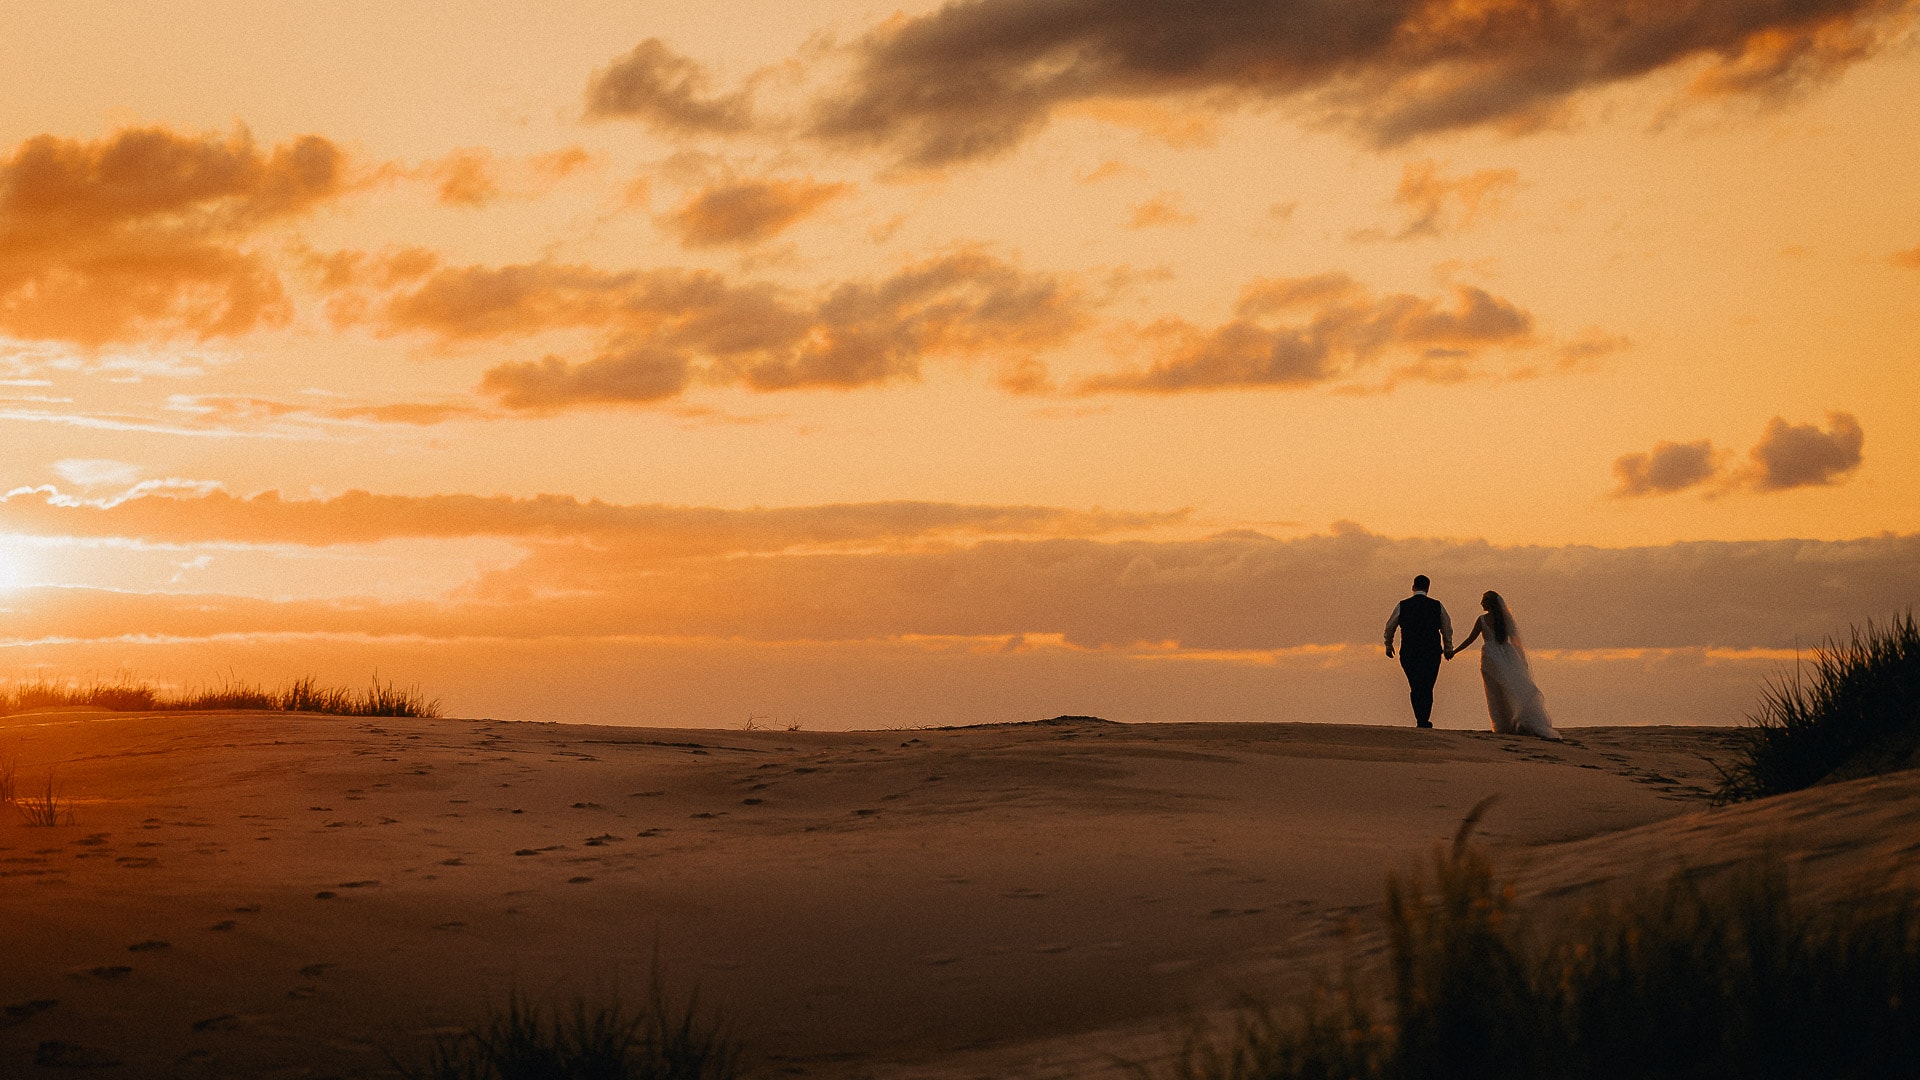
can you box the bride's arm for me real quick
[1449,616,1485,658]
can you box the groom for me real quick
[1384,574,1454,728]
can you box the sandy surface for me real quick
[0,710,1905,1079]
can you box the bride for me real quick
[1448,591,1561,740]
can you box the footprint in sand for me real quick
[208,920,238,931]
[35,1042,121,1068]
[567,876,593,884]
[299,963,335,977]
[3,999,57,1026]
[72,966,132,981]
[126,940,170,952]
[192,1014,238,1032]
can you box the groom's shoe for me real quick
[1416,720,1433,729]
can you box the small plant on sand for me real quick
[0,754,15,806]
[1166,803,1920,1080]
[402,976,738,1080]
[16,773,74,827]
[1716,611,1920,802]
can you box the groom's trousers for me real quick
[1400,652,1441,726]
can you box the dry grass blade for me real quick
[17,773,73,827]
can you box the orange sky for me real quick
[0,0,1916,726]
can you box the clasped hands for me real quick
[1383,645,1458,660]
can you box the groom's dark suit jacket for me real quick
[1394,594,1448,660]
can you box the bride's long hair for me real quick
[1483,591,1519,645]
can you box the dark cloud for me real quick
[1612,439,1719,497]
[585,39,754,134]
[370,252,1083,408]
[663,177,852,247]
[806,0,1914,167]
[4,517,1912,657]
[1610,412,1864,497]
[0,126,346,344]
[1081,274,1531,393]
[1893,244,1920,268]
[1748,411,1864,490]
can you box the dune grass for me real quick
[1715,612,1920,803]
[401,978,738,1080]
[15,773,74,827]
[1167,805,1920,1080]
[0,674,441,719]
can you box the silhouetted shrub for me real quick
[1716,612,1920,802]
[403,978,737,1080]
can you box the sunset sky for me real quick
[0,0,1916,727]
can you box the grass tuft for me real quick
[402,976,738,1080]
[0,673,441,719]
[1168,812,1920,1080]
[1715,611,1920,803]
[16,773,73,827]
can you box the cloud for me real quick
[805,0,1915,167]
[1126,194,1196,228]
[663,177,852,247]
[585,39,754,134]
[1610,412,1865,497]
[1386,160,1518,238]
[1893,243,1920,268]
[0,126,347,344]
[1747,411,1864,490]
[1612,439,1720,496]
[426,148,499,207]
[0,485,1180,554]
[1081,274,1531,393]
[3,518,1913,660]
[371,251,1084,408]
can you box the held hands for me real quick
[1443,647,1455,660]
[1384,644,1394,659]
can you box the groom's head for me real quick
[1412,575,1430,593]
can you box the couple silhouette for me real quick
[1384,575,1561,740]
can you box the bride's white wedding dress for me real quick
[1478,617,1561,741]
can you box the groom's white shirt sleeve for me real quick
[1383,601,1402,646]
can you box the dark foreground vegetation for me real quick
[1167,807,1920,1080]
[0,674,440,718]
[400,981,738,1080]
[1716,612,1920,802]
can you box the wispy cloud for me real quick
[662,176,852,247]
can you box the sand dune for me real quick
[0,710,1902,1078]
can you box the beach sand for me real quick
[1,710,1913,1078]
